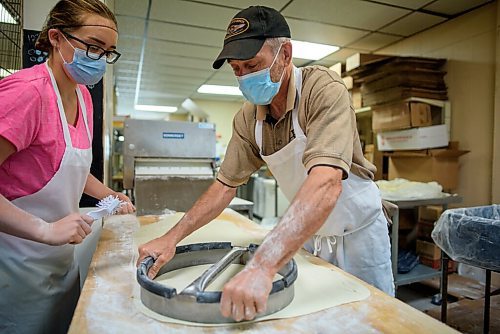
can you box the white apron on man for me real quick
[0,62,92,334]
[255,66,394,296]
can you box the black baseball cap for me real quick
[212,6,291,69]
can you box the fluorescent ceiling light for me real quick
[0,4,17,24]
[0,68,18,77]
[134,104,177,113]
[291,40,339,60]
[198,84,242,96]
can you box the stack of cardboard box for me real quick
[344,54,447,107]
[341,53,469,192]
[417,205,456,272]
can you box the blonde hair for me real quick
[35,0,117,53]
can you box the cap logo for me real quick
[225,18,249,39]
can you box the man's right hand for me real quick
[40,213,94,246]
[137,235,177,279]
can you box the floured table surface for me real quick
[69,209,459,333]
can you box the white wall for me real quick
[192,99,242,147]
[23,0,58,30]
[377,2,498,207]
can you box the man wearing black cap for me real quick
[138,6,394,322]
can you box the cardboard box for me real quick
[346,53,391,72]
[350,88,362,109]
[387,146,469,191]
[420,256,456,272]
[342,75,354,90]
[418,205,444,222]
[377,124,449,151]
[329,62,343,76]
[416,240,441,260]
[372,101,434,132]
[417,220,435,241]
[363,86,448,106]
[363,144,374,163]
[399,209,417,230]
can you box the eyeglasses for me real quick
[63,31,121,64]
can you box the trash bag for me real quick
[431,205,500,271]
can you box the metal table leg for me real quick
[440,251,449,323]
[484,269,491,334]
[390,207,399,292]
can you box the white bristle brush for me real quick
[86,195,124,220]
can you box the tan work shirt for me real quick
[217,65,376,187]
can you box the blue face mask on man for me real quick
[237,44,285,105]
[58,34,107,85]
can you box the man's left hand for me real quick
[220,266,274,321]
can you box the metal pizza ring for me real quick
[137,242,298,323]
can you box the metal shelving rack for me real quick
[0,0,22,77]
[387,194,462,289]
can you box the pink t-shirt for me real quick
[0,63,93,201]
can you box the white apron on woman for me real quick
[0,62,92,334]
[255,67,394,295]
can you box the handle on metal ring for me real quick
[137,256,178,298]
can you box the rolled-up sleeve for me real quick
[302,77,354,179]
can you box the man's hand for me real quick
[220,266,274,321]
[137,235,176,279]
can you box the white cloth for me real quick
[255,66,394,296]
[0,62,92,334]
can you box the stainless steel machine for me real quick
[123,119,216,215]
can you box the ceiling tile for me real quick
[116,16,145,38]
[141,65,213,78]
[115,36,142,53]
[292,59,312,67]
[204,77,239,86]
[150,0,237,30]
[115,0,149,18]
[347,32,403,51]
[204,68,240,86]
[142,54,213,70]
[370,0,432,10]
[116,54,141,65]
[320,47,367,64]
[380,12,447,36]
[145,40,220,60]
[423,0,491,16]
[286,17,368,46]
[191,92,244,102]
[186,0,290,10]
[118,76,203,86]
[282,0,411,31]
[147,21,224,48]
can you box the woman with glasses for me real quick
[0,1,134,333]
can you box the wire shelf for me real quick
[0,0,22,78]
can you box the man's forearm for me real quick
[167,180,237,243]
[248,166,343,273]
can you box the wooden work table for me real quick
[69,210,458,333]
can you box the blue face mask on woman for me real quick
[237,44,285,105]
[58,34,107,85]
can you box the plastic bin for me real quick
[431,205,500,271]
